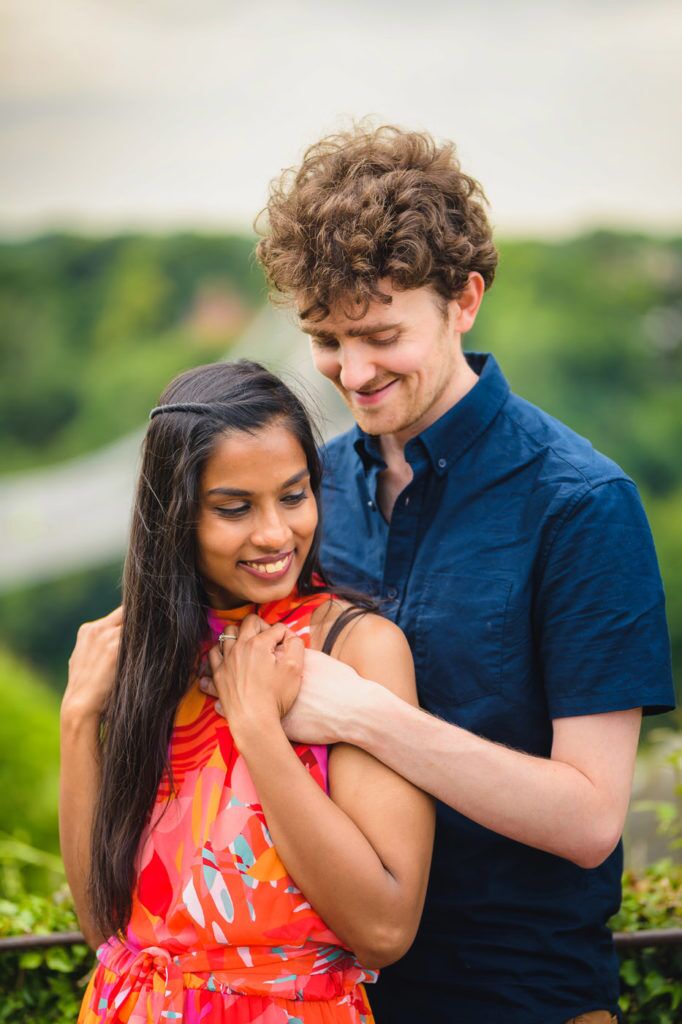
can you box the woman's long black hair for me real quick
[89,359,378,937]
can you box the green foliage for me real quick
[0,651,61,874]
[0,561,122,689]
[0,880,93,1023]
[0,231,265,473]
[610,859,682,1022]
[632,741,682,853]
[475,232,682,499]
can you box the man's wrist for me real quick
[60,697,101,733]
[343,675,406,751]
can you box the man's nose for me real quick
[338,347,376,392]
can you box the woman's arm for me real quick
[207,612,434,968]
[59,607,122,950]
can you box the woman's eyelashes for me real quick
[215,490,308,519]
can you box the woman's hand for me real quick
[206,614,304,747]
[62,606,123,723]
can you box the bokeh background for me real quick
[1,0,681,906]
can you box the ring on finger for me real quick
[218,628,239,655]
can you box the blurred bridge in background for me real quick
[0,305,352,592]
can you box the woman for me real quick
[60,360,434,1024]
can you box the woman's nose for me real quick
[251,508,292,550]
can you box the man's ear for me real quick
[448,272,486,334]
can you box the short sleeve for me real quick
[535,478,675,719]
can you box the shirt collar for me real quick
[352,352,510,476]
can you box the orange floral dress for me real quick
[78,590,376,1024]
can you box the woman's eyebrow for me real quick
[206,469,309,498]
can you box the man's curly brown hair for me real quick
[255,124,498,321]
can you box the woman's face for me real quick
[196,420,318,609]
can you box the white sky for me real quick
[1,0,681,237]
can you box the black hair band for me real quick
[149,402,219,420]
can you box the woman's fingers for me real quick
[280,632,305,670]
[238,614,269,642]
[207,644,224,674]
[199,676,218,697]
[250,623,293,655]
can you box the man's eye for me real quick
[282,490,307,505]
[311,337,338,350]
[370,334,399,346]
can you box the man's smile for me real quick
[350,379,400,406]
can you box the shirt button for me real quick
[367,499,375,510]
[404,495,410,507]
[387,586,398,600]
[438,457,447,469]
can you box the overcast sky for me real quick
[2,0,681,237]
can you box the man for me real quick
[254,126,676,1023]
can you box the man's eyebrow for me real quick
[206,469,310,498]
[301,321,402,339]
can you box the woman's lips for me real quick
[352,379,399,406]
[238,550,294,582]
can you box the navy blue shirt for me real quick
[319,353,675,1024]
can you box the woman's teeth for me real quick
[242,556,289,575]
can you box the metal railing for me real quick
[1,928,681,953]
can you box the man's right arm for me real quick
[282,477,673,867]
[59,608,121,949]
[282,652,641,868]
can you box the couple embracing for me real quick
[61,125,674,1024]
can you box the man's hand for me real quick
[282,649,372,745]
[62,606,122,722]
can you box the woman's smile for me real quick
[238,550,295,581]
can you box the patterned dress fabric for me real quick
[78,590,377,1024]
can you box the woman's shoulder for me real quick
[310,599,415,701]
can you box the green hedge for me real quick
[609,859,682,1022]
[0,886,92,1023]
[0,856,680,1023]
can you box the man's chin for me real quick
[351,405,410,437]
[336,384,413,435]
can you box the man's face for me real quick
[299,279,471,439]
